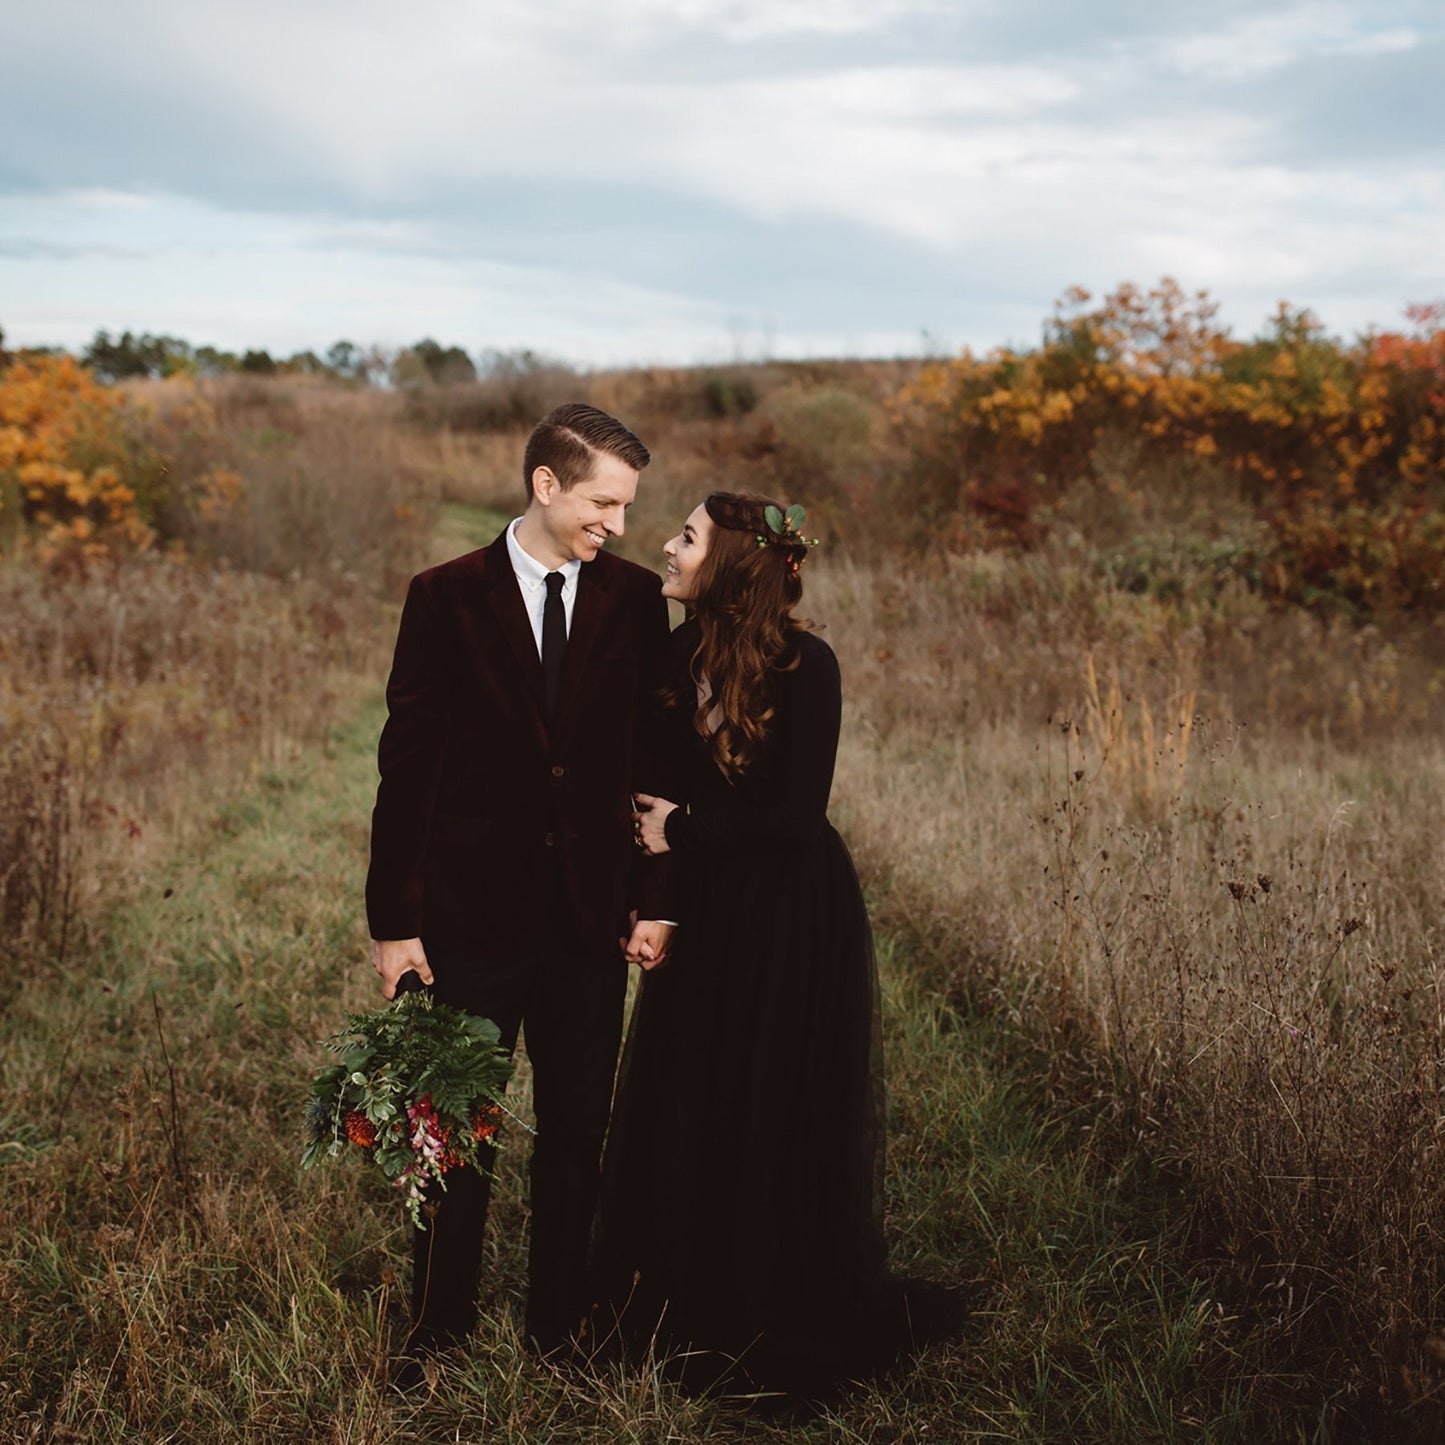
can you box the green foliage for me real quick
[394,338,478,388]
[192,343,241,375]
[1097,534,1267,606]
[1266,502,1445,615]
[760,384,878,493]
[703,369,759,417]
[284,350,329,376]
[325,339,365,380]
[79,331,377,385]
[83,328,196,381]
[302,991,514,1214]
[402,347,580,431]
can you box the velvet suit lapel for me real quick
[480,535,549,745]
[478,534,620,747]
[553,557,614,744]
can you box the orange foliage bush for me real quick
[893,280,1233,540]
[0,354,151,556]
[1,360,429,585]
[0,355,250,563]
[896,282,1445,610]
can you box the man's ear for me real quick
[531,466,559,505]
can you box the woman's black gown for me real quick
[593,625,949,1395]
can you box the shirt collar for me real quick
[506,518,581,590]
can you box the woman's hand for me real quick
[621,917,675,970]
[632,792,677,855]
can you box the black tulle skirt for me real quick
[592,824,959,1396]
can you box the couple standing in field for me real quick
[366,403,958,1399]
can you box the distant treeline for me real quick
[0,323,555,389]
[5,278,1445,616]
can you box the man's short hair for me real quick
[523,403,650,498]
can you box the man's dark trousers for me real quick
[410,921,627,1353]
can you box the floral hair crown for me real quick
[754,503,820,574]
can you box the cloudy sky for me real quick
[1,0,1441,367]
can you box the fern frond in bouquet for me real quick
[302,990,516,1227]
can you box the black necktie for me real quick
[542,571,567,722]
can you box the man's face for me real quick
[530,453,639,567]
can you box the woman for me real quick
[593,491,958,1399]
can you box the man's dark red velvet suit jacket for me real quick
[366,532,673,957]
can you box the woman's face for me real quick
[661,503,713,602]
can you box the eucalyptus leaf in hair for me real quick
[755,499,820,554]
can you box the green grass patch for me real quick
[435,502,513,559]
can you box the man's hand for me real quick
[371,937,434,999]
[632,792,677,855]
[622,919,675,971]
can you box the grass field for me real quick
[3,682,1298,1441]
[7,349,1445,1438]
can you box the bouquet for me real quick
[302,988,516,1227]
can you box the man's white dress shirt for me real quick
[506,518,580,656]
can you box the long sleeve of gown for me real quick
[629,584,680,921]
[661,636,841,855]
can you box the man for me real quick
[366,402,674,1368]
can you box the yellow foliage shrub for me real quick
[895,282,1445,611]
[0,354,153,556]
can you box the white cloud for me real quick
[0,190,746,362]
[1,0,1440,361]
[1157,1,1419,80]
[606,0,948,41]
[61,189,156,212]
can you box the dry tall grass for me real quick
[7,364,1445,1432]
[0,554,385,981]
[797,543,1445,1416]
[121,376,433,584]
[0,372,440,982]
[579,364,1445,1411]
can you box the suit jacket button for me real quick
[551,765,565,779]
[544,831,556,847]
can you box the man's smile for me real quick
[584,529,607,548]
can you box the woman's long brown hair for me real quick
[666,491,814,779]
